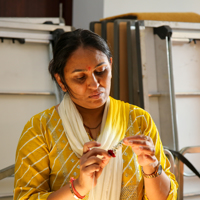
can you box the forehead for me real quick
[64,47,108,71]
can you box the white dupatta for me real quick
[58,93,128,200]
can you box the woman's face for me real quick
[56,47,112,109]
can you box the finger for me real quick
[96,167,103,179]
[84,148,111,160]
[81,156,103,168]
[123,135,148,144]
[100,155,111,168]
[138,146,155,156]
[124,139,150,147]
[82,164,101,175]
[83,141,101,154]
[143,154,157,163]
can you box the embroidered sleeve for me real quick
[14,116,52,200]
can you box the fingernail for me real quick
[96,142,101,145]
[123,139,127,143]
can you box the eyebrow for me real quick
[72,62,106,73]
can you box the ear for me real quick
[54,73,67,92]
[109,57,113,77]
[109,57,113,66]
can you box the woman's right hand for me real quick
[74,141,111,196]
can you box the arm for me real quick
[14,117,111,200]
[14,117,52,200]
[48,141,111,200]
[123,109,178,200]
[124,136,170,200]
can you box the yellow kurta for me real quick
[14,98,178,200]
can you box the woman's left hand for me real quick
[123,135,158,167]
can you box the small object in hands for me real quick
[69,177,86,199]
[108,149,116,157]
[108,139,124,157]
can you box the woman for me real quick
[14,29,178,200]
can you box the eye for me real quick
[78,75,85,79]
[95,71,104,75]
[76,75,86,82]
[95,67,107,75]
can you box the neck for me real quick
[75,103,105,126]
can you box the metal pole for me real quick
[165,36,179,151]
[149,92,200,97]
[0,164,15,180]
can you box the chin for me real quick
[72,93,109,109]
[86,94,109,109]
[87,98,107,109]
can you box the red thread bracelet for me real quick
[70,177,86,199]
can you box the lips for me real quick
[89,92,103,98]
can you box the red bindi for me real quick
[88,67,91,71]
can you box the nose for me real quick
[87,74,99,89]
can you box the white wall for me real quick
[0,20,59,197]
[72,0,104,30]
[73,0,200,29]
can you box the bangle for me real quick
[69,181,79,199]
[69,177,86,199]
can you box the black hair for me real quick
[48,29,112,91]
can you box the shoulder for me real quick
[109,96,150,117]
[110,97,153,129]
[24,106,58,128]
[129,105,150,118]
[16,106,60,153]
[33,106,57,122]
[19,106,59,142]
